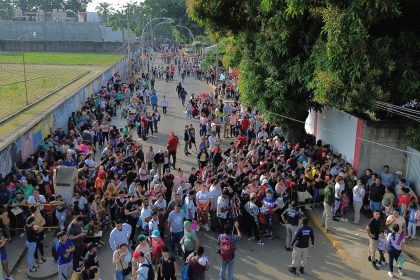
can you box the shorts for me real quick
[0,251,8,261]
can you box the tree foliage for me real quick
[95,1,114,24]
[13,0,91,13]
[0,0,15,20]
[187,0,420,140]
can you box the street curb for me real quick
[307,211,355,266]
[404,247,420,265]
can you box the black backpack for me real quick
[141,260,155,280]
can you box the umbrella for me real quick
[198,92,210,99]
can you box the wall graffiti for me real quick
[0,56,128,178]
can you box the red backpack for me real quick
[220,235,233,262]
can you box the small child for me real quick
[377,231,387,266]
[340,192,350,222]
[407,202,418,239]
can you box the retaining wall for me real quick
[0,56,129,178]
[0,40,123,53]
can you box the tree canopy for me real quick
[187,0,420,142]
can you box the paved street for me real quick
[12,57,420,280]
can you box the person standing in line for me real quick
[151,93,158,111]
[161,96,168,114]
[25,217,39,273]
[109,220,132,251]
[218,221,241,280]
[386,223,405,278]
[180,221,199,261]
[112,243,131,280]
[168,204,185,256]
[366,210,382,270]
[244,193,264,245]
[322,182,334,233]
[288,217,314,275]
[333,176,345,221]
[352,180,366,224]
[67,215,87,273]
[56,231,75,280]
[281,201,301,251]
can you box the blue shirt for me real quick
[151,95,158,105]
[168,210,185,233]
[409,208,416,224]
[291,225,314,248]
[56,239,74,265]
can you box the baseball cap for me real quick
[184,220,191,228]
[151,229,160,238]
[137,234,146,242]
[395,171,403,175]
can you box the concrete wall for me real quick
[0,21,127,42]
[0,40,123,53]
[0,55,129,178]
[406,146,420,196]
[305,107,406,176]
[357,121,406,175]
[305,107,359,166]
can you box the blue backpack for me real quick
[181,263,191,280]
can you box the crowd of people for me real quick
[0,47,419,280]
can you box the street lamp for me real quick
[17,32,37,106]
[172,25,195,44]
[140,17,172,72]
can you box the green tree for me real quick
[109,10,127,41]
[95,1,114,25]
[188,0,420,142]
[0,0,15,20]
[64,0,91,12]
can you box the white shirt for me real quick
[161,99,168,107]
[334,183,344,199]
[208,136,217,150]
[184,197,196,220]
[352,185,366,202]
[196,191,211,204]
[28,195,47,210]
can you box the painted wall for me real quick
[406,146,420,196]
[357,122,406,176]
[305,107,359,166]
[0,40,123,53]
[0,55,128,178]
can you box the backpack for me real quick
[141,260,155,280]
[220,235,234,262]
[181,263,191,280]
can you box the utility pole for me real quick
[126,5,131,74]
[20,36,29,106]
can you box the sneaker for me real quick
[268,234,273,240]
[388,272,394,278]
[332,217,339,221]
[368,256,372,262]
[344,218,349,222]
[372,261,379,270]
[248,236,255,241]
[288,267,297,275]
[6,276,14,280]
[340,218,346,222]
[375,262,381,268]
[299,267,304,274]
[398,268,403,276]
[257,240,264,246]
[285,246,291,251]
[381,261,386,266]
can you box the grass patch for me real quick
[0,64,89,120]
[0,52,122,65]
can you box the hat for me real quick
[395,171,403,175]
[137,234,146,242]
[262,179,269,185]
[87,242,98,250]
[184,220,191,227]
[151,229,160,238]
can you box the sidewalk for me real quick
[308,207,420,278]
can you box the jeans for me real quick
[163,107,167,114]
[171,231,184,255]
[333,198,341,217]
[408,222,416,238]
[219,259,235,280]
[58,261,73,280]
[115,270,126,280]
[26,241,36,269]
[370,201,381,212]
[387,247,402,273]
[169,151,176,168]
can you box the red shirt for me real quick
[167,135,179,152]
[241,119,250,131]
[151,238,165,260]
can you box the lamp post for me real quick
[17,32,36,106]
[140,17,172,72]
[172,25,195,44]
